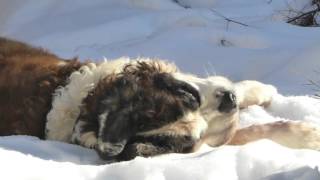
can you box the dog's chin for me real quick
[202,109,239,147]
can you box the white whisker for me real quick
[203,65,210,78]
[208,62,217,76]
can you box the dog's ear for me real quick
[95,77,137,160]
[96,106,134,160]
[154,73,201,110]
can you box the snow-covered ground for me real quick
[1,0,320,179]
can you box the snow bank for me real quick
[1,0,320,179]
[1,139,320,180]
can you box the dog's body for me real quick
[0,37,320,162]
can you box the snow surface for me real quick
[1,0,320,179]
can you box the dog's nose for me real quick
[218,91,237,113]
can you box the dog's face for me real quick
[173,74,239,146]
[200,76,238,121]
[200,76,239,146]
[92,62,203,160]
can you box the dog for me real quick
[1,37,319,162]
[0,37,206,161]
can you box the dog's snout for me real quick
[218,91,237,113]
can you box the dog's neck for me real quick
[45,58,131,142]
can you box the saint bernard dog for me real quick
[0,37,319,162]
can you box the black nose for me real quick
[218,91,237,113]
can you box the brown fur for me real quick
[0,37,83,138]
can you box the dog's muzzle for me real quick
[218,91,237,113]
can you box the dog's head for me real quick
[91,61,203,160]
[173,74,239,146]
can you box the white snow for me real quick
[1,0,320,179]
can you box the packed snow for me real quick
[1,0,320,179]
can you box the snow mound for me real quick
[1,138,320,180]
[0,136,100,164]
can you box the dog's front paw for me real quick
[71,130,98,149]
[235,80,277,109]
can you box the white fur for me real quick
[46,58,131,142]
[235,80,277,109]
[184,111,208,139]
[137,111,208,139]
[98,110,109,137]
[173,73,238,146]
[80,132,98,148]
[57,61,67,67]
[173,74,235,111]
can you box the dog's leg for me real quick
[235,80,277,109]
[228,121,320,150]
[71,116,98,149]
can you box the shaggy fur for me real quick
[46,59,132,142]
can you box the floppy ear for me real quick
[95,105,135,160]
[95,77,137,160]
[154,73,201,110]
[96,89,139,160]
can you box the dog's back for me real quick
[0,37,82,138]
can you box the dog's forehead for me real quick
[172,73,201,91]
[206,76,234,90]
[172,73,234,93]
